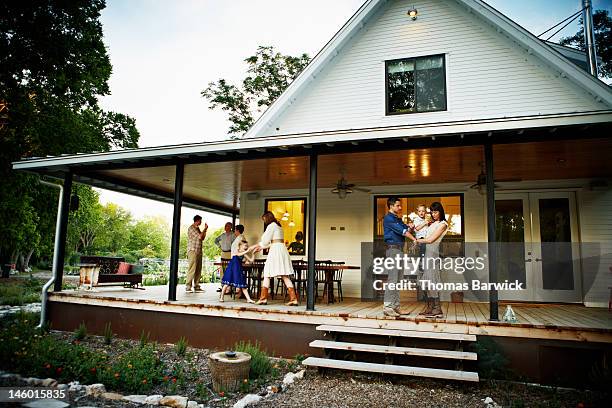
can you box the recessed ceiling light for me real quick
[404,165,413,169]
[557,158,566,164]
[278,172,287,176]
[162,178,171,182]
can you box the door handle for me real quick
[525,259,532,262]
[535,258,542,262]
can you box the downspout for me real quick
[582,0,599,76]
[37,180,64,329]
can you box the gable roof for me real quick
[243,0,612,139]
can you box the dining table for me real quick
[214,261,360,304]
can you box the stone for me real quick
[123,394,148,404]
[187,401,199,408]
[41,378,58,387]
[25,377,43,386]
[160,395,188,408]
[56,384,68,390]
[144,394,164,405]
[102,392,124,400]
[85,383,106,397]
[282,370,305,386]
[1,373,19,381]
[23,400,69,408]
[162,395,190,408]
[233,393,262,408]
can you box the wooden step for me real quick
[316,325,477,342]
[310,340,477,360]
[302,357,479,382]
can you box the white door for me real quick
[495,192,581,303]
[495,193,534,301]
[529,192,582,303]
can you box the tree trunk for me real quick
[24,248,35,270]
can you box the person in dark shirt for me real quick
[382,197,416,317]
[288,231,305,255]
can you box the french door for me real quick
[495,192,582,303]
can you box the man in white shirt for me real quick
[214,222,234,259]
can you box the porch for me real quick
[47,284,612,343]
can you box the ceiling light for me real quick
[288,221,295,227]
[407,7,418,20]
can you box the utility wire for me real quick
[537,7,585,38]
[545,13,582,41]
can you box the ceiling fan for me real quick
[332,172,371,199]
[469,162,520,195]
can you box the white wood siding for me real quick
[258,0,606,137]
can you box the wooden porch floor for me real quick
[50,283,612,343]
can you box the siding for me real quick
[258,0,605,137]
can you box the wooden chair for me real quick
[330,261,345,301]
[292,260,307,300]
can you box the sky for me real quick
[96,0,611,228]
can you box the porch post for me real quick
[52,172,73,292]
[231,212,237,227]
[484,143,499,321]
[306,152,318,311]
[168,162,184,301]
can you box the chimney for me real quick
[582,0,599,76]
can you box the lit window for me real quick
[265,198,306,255]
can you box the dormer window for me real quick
[385,54,446,115]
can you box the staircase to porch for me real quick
[302,325,480,382]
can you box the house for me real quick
[13,0,612,384]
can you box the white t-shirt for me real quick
[413,216,429,239]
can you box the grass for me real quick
[0,277,43,306]
[234,340,273,380]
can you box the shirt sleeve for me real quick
[384,216,408,236]
[259,224,274,249]
[214,234,222,246]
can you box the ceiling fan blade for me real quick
[353,187,371,192]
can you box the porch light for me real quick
[407,7,418,20]
[288,220,295,227]
[281,216,289,221]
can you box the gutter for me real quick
[37,180,64,329]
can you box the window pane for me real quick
[387,59,415,113]
[265,199,306,255]
[416,55,446,112]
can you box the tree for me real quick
[126,216,171,259]
[96,203,133,254]
[559,10,612,79]
[0,1,140,268]
[202,46,310,137]
[67,185,104,255]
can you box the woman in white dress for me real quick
[251,211,298,306]
[416,202,448,318]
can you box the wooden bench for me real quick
[79,256,144,289]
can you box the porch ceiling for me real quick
[90,137,611,210]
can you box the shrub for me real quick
[99,343,164,394]
[470,337,511,379]
[234,340,272,379]
[74,322,87,341]
[103,322,113,345]
[0,278,43,306]
[176,336,188,357]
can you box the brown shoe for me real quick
[285,287,299,306]
[418,298,433,316]
[256,287,269,305]
[426,298,443,318]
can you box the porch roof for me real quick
[11,114,612,214]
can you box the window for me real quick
[385,54,446,115]
[264,198,306,255]
[374,194,464,256]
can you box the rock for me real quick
[25,377,43,386]
[282,370,305,386]
[102,392,124,400]
[123,394,148,404]
[483,397,501,408]
[41,378,58,387]
[85,383,106,397]
[187,401,199,408]
[23,400,69,408]
[266,384,282,393]
[159,395,188,408]
[56,384,68,390]
[144,394,164,405]
[1,373,19,381]
[233,393,262,408]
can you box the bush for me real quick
[234,340,273,379]
[0,278,43,306]
[99,343,164,394]
[74,322,87,341]
[103,322,113,345]
[176,337,188,357]
[470,337,511,379]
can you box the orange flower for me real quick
[56,367,62,374]
[163,376,169,382]
[114,373,120,378]
[219,391,225,397]
[90,367,96,373]
[172,378,177,383]
[142,379,147,384]
[45,364,51,369]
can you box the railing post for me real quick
[485,143,499,321]
[168,162,184,301]
[307,152,318,311]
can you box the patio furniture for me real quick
[79,256,143,289]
